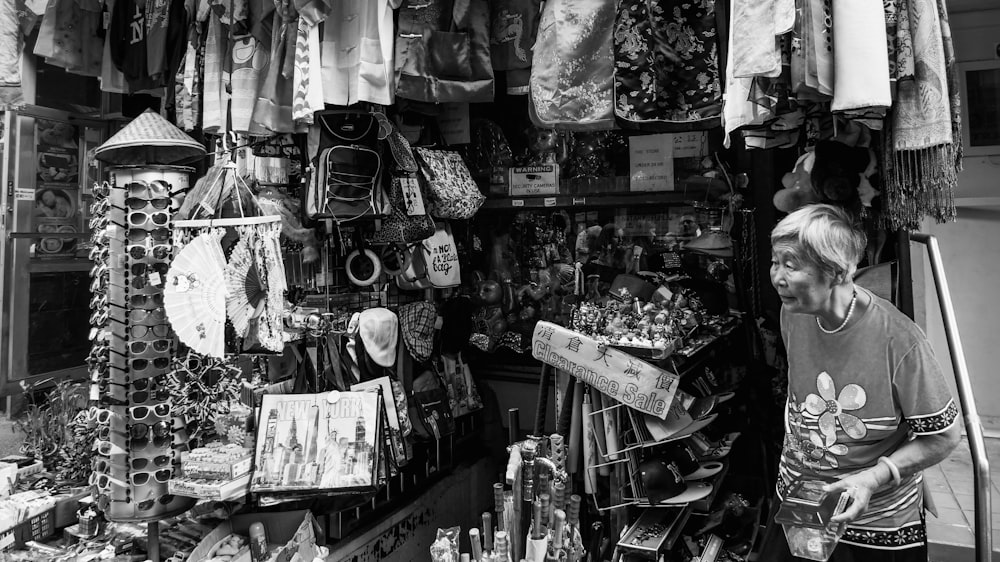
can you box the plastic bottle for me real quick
[249,521,268,562]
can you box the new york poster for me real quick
[252,391,383,493]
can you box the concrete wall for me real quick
[914,8,1000,434]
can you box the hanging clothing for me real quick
[529,0,614,130]
[722,1,772,148]
[109,0,186,91]
[252,0,297,133]
[35,0,103,77]
[613,0,724,131]
[489,0,541,95]
[201,4,229,133]
[0,0,20,87]
[395,0,494,104]
[830,0,890,120]
[292,16,323,126]
[100,0,129,93]
[320,0,400,106]
[880,0,960,229]
[729,0,781,79]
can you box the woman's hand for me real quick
[823,467,886,525]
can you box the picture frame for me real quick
[958,60,1000,156]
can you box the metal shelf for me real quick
[481,176,720,210]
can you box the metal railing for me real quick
[910,233,992,562]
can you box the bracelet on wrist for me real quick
[877,456,902,487]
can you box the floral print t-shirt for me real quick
[778,287,958,550]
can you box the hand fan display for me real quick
[225,237,267,338]
[164,231,229,357]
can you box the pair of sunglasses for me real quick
[92,469,172,488]
[126,292,165,309]
[127,211,169,227]
[98,388,171,407]
[131,404,171,421]
[131,262,169,278]
[128,339,170,355]
[127,228,171,243]
[131,357,170,372]
[93,181,111,198]
[95,439,128,456]
[131,454,172,471]
[124,197,170,211]
[96,493,175,513]
[89,245,109,262]
[89,212,126,231]
[128,243,171,261]
[126,180,171,200]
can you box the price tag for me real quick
[148,272,162,287]
[572,198,586,205]
[399,177,426,216]
[543,197,557,207]
[512,199,524,207]
[670,132,708,158]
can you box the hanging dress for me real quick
[529,0,615,130]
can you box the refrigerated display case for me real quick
[0,105,107,392]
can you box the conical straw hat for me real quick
[94,109,206,165]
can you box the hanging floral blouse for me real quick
[529,0,615,130]
[613,0,723,131]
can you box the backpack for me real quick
[306,110,388,222]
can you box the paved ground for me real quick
[926,435,1000,561]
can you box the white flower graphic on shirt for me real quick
[804,372,868,440]
[804,430,848,468]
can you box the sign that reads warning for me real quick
[509,164,559,196]
[531,321,679,419]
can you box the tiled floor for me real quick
[925,436,1000,561]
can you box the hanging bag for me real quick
[413,147,484,220]
[396,242,432,291]
[421,222,461,288]
[306,111,385,222]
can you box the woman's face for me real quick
[770,244,833,315]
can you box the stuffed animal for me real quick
[773,151,820,213]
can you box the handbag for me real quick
[413,147,485,219]
[396,244,432,291]
[421,222,461,288]
[442,353,483,417]
[371,174,436,244]
[408,368,456,441]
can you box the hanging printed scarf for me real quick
[291,18,310,124]
[880,0,959,229]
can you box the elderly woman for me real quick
[765,204,960,561]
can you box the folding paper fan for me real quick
[225,237,268,338]
[164,233,229,357]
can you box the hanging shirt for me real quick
[320,0,400,106]
[110,0,185,91]
[778,288,958,550]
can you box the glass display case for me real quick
[0,106,107,391]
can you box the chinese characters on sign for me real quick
[531,322,679,419]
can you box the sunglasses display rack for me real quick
[88,170,197,523]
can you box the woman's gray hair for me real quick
[770,204,867,283]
